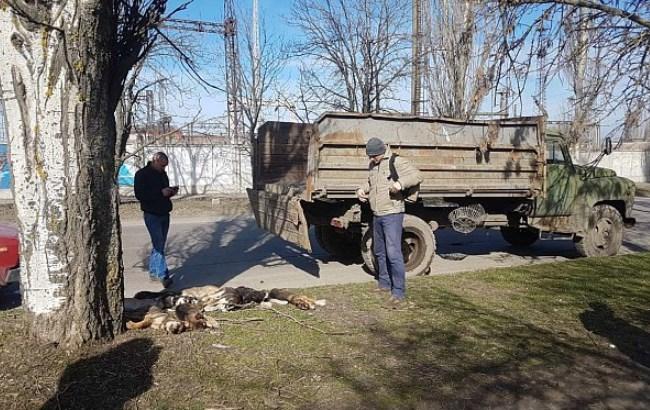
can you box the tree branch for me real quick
[504,0,650,30]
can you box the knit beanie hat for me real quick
[366,137,386,156]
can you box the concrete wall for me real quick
[121,143,252,195]
[575,142,650,182]
[0,142,253,199]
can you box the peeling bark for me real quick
[0,1,124,349]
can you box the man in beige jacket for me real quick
[357,137,422,305]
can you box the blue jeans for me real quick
[373,213,405,299]
[144,212,170,279]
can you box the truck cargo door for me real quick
[246,188,312,252]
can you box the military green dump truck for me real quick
[247,112,636,276]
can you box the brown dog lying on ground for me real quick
[124,285,325,334]
[126,302,217,334]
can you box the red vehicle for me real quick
[0,224,19,287]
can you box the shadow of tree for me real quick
[40,338,160,410]
[134,216,326,289]
[309,257,650,409]
[581,302,650,369]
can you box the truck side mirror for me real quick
[603,137,612,155]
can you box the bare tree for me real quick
[560,7,608,145]
[117,28,207,169]
[0,0,174,349]
[425,0,510,118]
[291,0,411,113]
[276,66,326,123]
[496,1,650,140]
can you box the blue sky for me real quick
[155,0,618,137]
[158,0,296,122]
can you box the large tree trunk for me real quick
[0,1,123,349]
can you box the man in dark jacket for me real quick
[134,152,178,287]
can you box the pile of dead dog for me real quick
[124,285,326,334]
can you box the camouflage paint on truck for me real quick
[531,133,636,236]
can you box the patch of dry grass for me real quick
[1,253,650,409]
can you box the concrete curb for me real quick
[637,183,650,198]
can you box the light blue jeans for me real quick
[143,212,170,279]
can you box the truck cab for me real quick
[525,133,636,256]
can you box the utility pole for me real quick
[253,0,260,83]
[411,0,429,115]
[253,0,261,122]
[223,0,244,191]
[535,21,548,116]
[160,15,242,145]
[160,8,245,191]
[411,0,422,115]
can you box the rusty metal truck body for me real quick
[248,112,636,276]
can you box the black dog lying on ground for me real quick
[124,285,326,334]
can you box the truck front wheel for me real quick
[500,226,539,247]
[574,204,623,257]
[361,214,436,277]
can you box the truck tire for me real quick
[574,204,623,257]
[361,214,436,277]
[500,226,539,247]
[315,226,361,259]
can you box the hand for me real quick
[389,181,402,194]
[356,189,368,203]
[162,187,176,197]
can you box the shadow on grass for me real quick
[314,254,650,409]
[581,302,650,369]
[41,338,160,410]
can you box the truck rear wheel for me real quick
[315,226,361,259]
[361,214,436,277]
[574,204,623,257]
[500,226,539,247]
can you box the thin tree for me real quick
[425,0,509,118]
[0,0,176,349]
[561,7,607,145]
[496,1,650,139]
[291,0,411,113]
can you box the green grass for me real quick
[2,253,650,409]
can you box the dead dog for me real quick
[131,285,325,312]
[179,285,325,311]
[125,285,325,334]
[125,302,216,334]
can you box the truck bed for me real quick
[254,112,546,200]
[249,113,546,252]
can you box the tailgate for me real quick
[246,187,312,252]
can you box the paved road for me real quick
[122,197,650,297]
